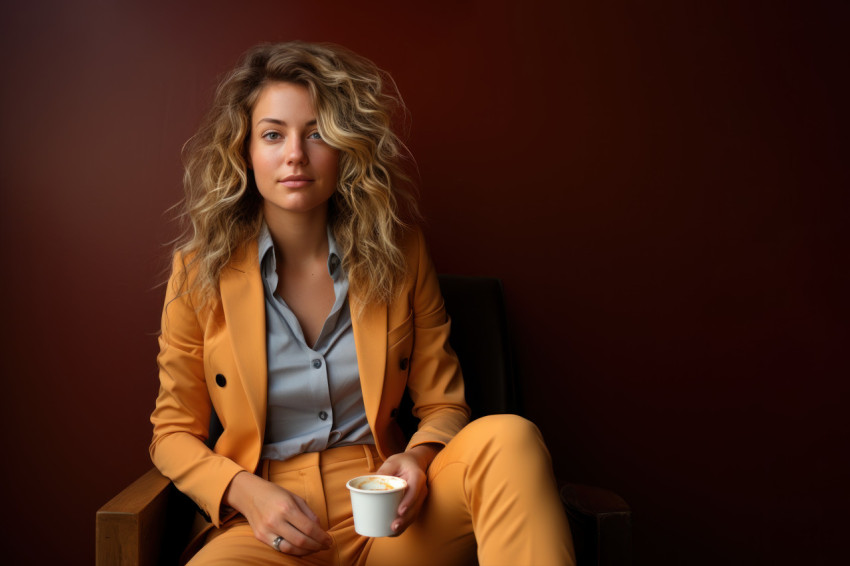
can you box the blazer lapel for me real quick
[352,298,388,430]
[219,240,267,441]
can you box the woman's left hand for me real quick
[375,443,441,535]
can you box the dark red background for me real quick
[1,1,847,564]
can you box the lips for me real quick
[280,174,313,188]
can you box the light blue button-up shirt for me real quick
[258,223,374,461]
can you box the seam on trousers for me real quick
[363,444,376,472]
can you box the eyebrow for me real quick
[256,118,318,127]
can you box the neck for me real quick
[264,205,330,267]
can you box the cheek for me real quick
[318,149,340,177]
[250,149,276,177]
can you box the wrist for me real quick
[222,470,253,513]
[405,443,441,471]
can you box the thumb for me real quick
[375,459,400,476]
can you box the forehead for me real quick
[252,81,316,121]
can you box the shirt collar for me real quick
[258,222,343,281]
[326,227,343,280]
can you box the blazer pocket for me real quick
[387,312,413,350]
[387,312,414,377]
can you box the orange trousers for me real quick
[187,415,575,566]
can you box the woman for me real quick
[150,41,574,566]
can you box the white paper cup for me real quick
[346,475,407,537]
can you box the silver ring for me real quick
[272,535,284,552]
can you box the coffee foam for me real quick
[348,475,406,492]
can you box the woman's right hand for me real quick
[223,471,333,556]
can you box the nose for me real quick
[285,136,307,166]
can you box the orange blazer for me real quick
[150,227,470,526]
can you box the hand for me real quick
[375,443,441,535]
[223,471,333,556]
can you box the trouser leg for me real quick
[367,415,575,566]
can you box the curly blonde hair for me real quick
[174,41,419,307]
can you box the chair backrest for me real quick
[397,275,519,438]
[209,274,519,446]
[438,274,519,418]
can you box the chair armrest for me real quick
[96,468,194,566]
[560,483,632,566]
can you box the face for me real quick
[248,81,340,222]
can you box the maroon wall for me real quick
[1,1,847,564]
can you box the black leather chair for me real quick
[97,275,631,565]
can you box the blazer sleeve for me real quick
[149,254,245,526]
[404,228,471,450]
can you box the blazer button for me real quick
[399,357,409,371]
[215,374,227,387]
[390,408,399,419]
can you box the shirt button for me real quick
[319,411,329,421]
[312,359,322,369]
[215,374,227,387]
[399,358,409,371]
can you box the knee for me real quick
[466,414,546,452]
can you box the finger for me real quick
[396,471,425,514]
[264,495,330,553]
[293,496,333,547]
[397,484,416,515]
[375,460,399,476]
[275,520,330,554]
[273,491,331,548]
[278,502,333,551]
[393,482,427,534]
[398,489,424,523]
[291,493,320,523]
[256,528,316,558]
[270,534,318,557]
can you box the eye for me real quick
[307,131,323,140]
[261,131,282,141]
